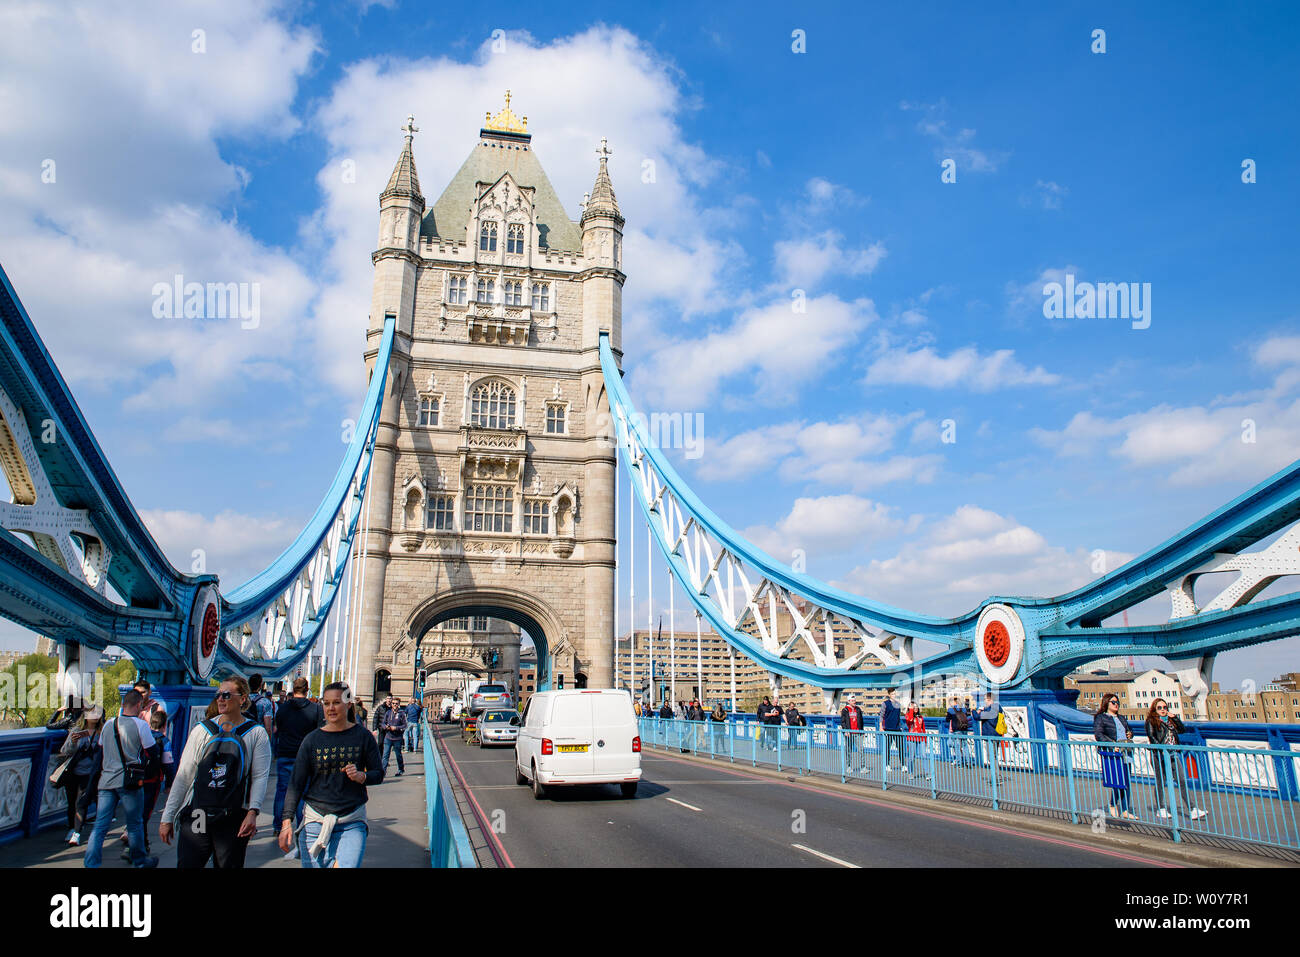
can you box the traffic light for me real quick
[557,673,565,689]
[418,669,427,690]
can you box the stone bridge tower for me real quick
[355,95,622,705]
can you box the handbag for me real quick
[48,752,75,786]
[1184,753,1199,779]
[1100,748,1130,790]
[112,717,147,791]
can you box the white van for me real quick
[514,689,642,799]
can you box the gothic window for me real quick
[523,499,550,534]
[466,484,513,533]
[426,495,454,531]
[447,276,468,305]
[418,395,440,427]
[479,221,498,252]
[472,616,489,631]
[531,282,550,312]
[545,403,567,435]
[503,279,523,306]
[475,278,495,303]
[444,617,469,630]
[507,223,525,254]
[470,381,516,429]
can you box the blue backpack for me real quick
[194,718,257,813]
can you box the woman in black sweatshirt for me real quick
[277,682,383,867]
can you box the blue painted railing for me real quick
[422,721,476,868]
[639,717,1300,855]
[0,728,69,845]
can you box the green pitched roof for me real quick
[422,132,582,253]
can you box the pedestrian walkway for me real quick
[0,745,430,868]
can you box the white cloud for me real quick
[1031,399,1300,486]
[0,2,319,413]
[743,494,907,559]
[864,345,1060,391]
[1005,265,1080,316]
[1026,179,1068,209]
[140,508,298,585]
[899,100,1009,173]
[696,412,942,491]
[833,505,1133,616]
[774,230,887,288]
[632,294,877,407]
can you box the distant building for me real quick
[519,656,538,708]
[1065,668,1191,723]
[1206,681,1300,724]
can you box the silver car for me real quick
[469,683,513,715]
[478,709,520,748]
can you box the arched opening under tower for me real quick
[405,589,572,703]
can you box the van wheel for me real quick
[532,763,547,800]
[515,763,527,785]
[621,782,638,799]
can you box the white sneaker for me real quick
[1157,808,1170,819]
[1190,808,1208,820]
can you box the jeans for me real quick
[843,730,863,771]
[273,756,297,827]
[298,814,368,868]
[1153,753,1193,812]
[382,736,405,772]
[882,731,904,770]
[83,787,148,867]
[906,739,926,776]
[405,722,421,750]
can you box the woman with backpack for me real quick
[158,676,271,867]
[277,681,384,868]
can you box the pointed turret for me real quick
[581,137,623,227]
[382,115,424,204]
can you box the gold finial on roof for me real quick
[484,89,529,134]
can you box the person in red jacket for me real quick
[904,701,928,779]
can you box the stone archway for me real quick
[403,586,577,695]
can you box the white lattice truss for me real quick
[619,411,911,678]
[0,385,110,593]
[223,469,361,662]
[1164,522,1300,715]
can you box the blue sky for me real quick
[1,1,1298,691]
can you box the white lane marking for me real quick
[791,843,859,868]
[666,797,703,812]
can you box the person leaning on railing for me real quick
[1144,698,1208,822]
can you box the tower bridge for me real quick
[1,94,1300,862]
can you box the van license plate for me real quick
[557,745,589,753]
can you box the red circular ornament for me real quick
[983,621,1010,668]
[201,603,219,658]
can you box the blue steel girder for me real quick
[600,333,1300,693]
[0,266,191,611]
